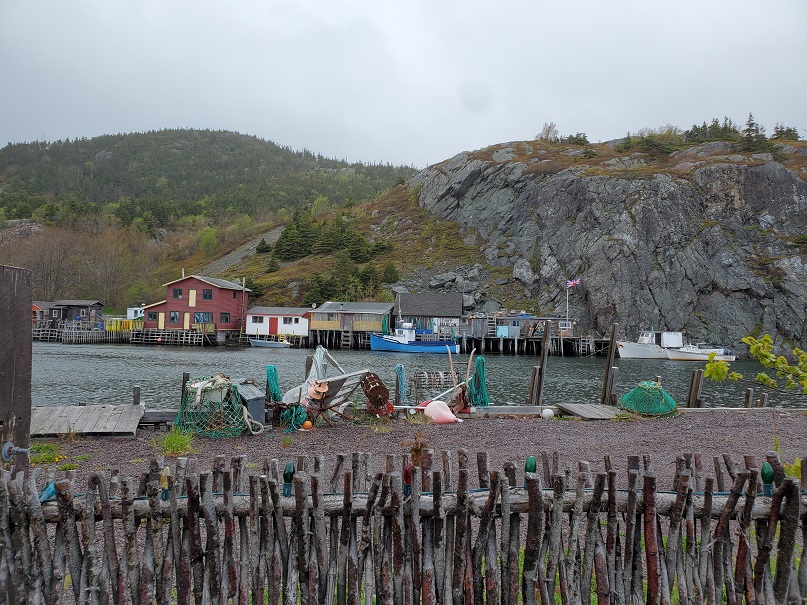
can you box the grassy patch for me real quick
[151,427,196,457]
[29,440,93,468]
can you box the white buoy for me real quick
[541,408,554,419]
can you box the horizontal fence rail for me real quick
[1,449,805,604]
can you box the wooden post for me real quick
[133,386,142,406]
[526,366,538,406]
[743,388,754,408]
[535,320,551,408]
[0,265,33,477]
[600,323,618,406]
[180,372,190,407]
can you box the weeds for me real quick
[151,427,196,457]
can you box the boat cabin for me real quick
[638,330,684,348]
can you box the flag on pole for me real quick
[566,279,580,288]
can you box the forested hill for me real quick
[0,129,416,227]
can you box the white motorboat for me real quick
[666,343,735,362]
[616,330,684,359]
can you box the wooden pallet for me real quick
[31,404,144,437]
[554,402,621,420]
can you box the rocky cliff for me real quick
[410,141,807,352]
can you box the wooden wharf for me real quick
[30,403,144,437]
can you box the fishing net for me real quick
[618,381,678,417]
[266,365,283,402]
[174,374,249,438]
[468,356,490,406]
[280,405,307,432]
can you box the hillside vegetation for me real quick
[0,129,417,308]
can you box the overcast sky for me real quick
[2,1,805,168]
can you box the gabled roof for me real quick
[394,293,463,317]
[247,306,312,316]
[52,300,104,307]
[162,275,251,291]
[314,301,395,314]
[32,303,42,311]
[142,300,166,309]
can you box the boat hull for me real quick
[615,340,670,359]
[249,338,291,348]
[666,348,736,362]
[370,333,459,354]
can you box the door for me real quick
[188,289,197,307]
[158,312,165,329]
[269,317,278,334]
[183,312,190,329]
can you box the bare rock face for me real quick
[411,144,807,352]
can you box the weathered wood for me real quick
[2,450,806,605]
[600,323,618,405]
[0,265,33,476]
[410,466,423,605]
[521,472,544,605]
[643,473,662,605]
[472,470,499,605]
[337,471,352,605]
[200,472,222,604]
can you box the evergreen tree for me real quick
[381,262,399,283]
[359,263,380,294]
[771,123,800,141]
[255,238,271,253]
[741,113,769,152]
[266,257,279,273]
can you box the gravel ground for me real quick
[51,408,807,492]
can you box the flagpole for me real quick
[566,284,569,323]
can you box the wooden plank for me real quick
[95,406,127,434]
[79,405,115,434]
[555,403,621,420]
[459,405,560,418]
[30,407,56,435]
[113,405,145,435]
[30,405,144,437]
[32,405,76,436]
[71,406,103,434]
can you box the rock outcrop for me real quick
[410,142,807,352]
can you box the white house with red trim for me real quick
[245,306,311,337]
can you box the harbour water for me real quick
[32,342,806,410]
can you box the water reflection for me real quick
[32,342,805,409]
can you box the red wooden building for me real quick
[142,275,250,335]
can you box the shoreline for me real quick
[41,408,807,493]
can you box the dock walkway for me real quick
[31,404,144,437]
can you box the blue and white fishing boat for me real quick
[370,322,459,354]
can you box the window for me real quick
[282,317,293,325]
[80,309,87,317]
[251,316,264,324]
[220,312,230,323]
[326,313,336,321]
[52,310,58,317]
[173,288,182,299]
[202,289,213,300]
[169,311,180,324]
[294,318,300,324]
[194,312,213,323]
[233,291,237,299]
[148,312,158,321]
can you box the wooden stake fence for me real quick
[1,449,805,604]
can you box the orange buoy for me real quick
[302,420,313,430]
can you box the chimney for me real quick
[182,268,185,278]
